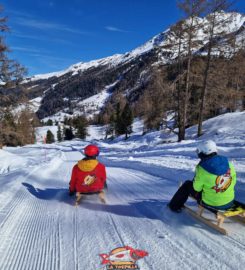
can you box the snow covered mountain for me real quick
[20,11,245,121]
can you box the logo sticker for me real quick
[212,169,232,193]
[83,174,96,186]
[100,246,148,270]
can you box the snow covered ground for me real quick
[0,112,245,270]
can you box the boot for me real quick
[99,191,106,204]
[75,192,83,206]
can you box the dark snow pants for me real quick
[168,180,201,211]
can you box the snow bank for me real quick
[186,111,245,144]
[0,149,28,174]
[0,111,245,269]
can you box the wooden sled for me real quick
[75,190,106,206]
[184,200,245,235]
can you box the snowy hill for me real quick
[23,12,245,83]
[0,111,244,269]
[16,11,245,121]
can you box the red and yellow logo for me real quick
[83,174,96,186]
[100,246,148,270]
[212,169,232,193]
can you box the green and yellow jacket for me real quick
[193,155,236,207]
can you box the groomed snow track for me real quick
[0,146,245,270]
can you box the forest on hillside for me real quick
[0,0,245,147]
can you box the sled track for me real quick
[104,201,202,270]
[147,198,245,268]
[1,148,244,270]
[107,214,125,246]
[105,171,202,270]
[107,168,245,270]
[0,189,27,230]
[0,189,61,270]
[73,209,78,270]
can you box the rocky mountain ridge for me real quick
[20,11,245,121]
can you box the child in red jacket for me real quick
[69,144,107,205]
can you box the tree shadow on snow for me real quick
[22,182,71,204]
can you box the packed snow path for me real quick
[0,144,245,270]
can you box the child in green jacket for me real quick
[168,140,236,212]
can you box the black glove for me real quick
[69,190,75,196]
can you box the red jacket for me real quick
[69,159,106,193]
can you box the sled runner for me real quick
[75,191,106,206]
[184,200,245,235]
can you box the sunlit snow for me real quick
[0,112,244,269]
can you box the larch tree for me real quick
[165,0,207,141]
[0,5,29,147]
[197,0,233,136]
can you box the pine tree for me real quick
[114,100,134,139]
[46,130,55,144]
[62,125,66,140]
[72,115,88,139]
[76,125,87,139]
[46,119,53,126]
[121,103,133,139]
[115,102,124,136]
[64,126,74,140]
[57,125,62,142]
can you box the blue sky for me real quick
[1,0,245,76]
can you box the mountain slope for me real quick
[18,11,245,120]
